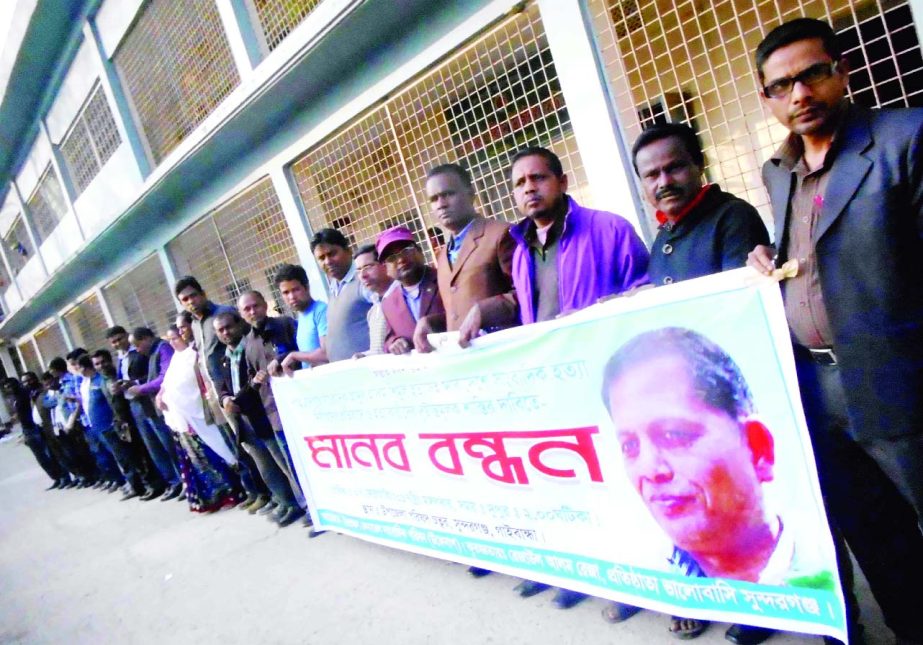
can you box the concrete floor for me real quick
[0,434,893,645]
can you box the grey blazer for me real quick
[763,102,923,440]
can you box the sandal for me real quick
[602,601,643,623]
[670,616,709,640]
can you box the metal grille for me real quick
[60,120,99,195]
[103,254,178,336]
[4,217,33,275]
[251,0,322,51]
[17,340,41,375]
[291,3,589,263]
[26,166,68,244]
[62,294,109,353]
[60,84,123,196]
[588,0,923,225]
[84,86,122,164]
[34,323,69,367]
[115,0,241,164]
[168,177,298,311]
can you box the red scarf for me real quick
[655,184,712,226]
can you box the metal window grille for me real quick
[26,166,68,244]
[251,0,322,51]
[4,217,33,275]
[34,323,69,367]
[60,84,123,196]
[103,254,178,336]
[291,3,589,264]
[17,340,41,375]
[114,0,241,164]
[167,176,299,312]
[63,294,110,353]
[588,0,923,226]
[84,86,122,164]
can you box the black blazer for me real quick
[213,347,275,440]
[764,103,923,440]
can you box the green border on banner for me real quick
[317,509,844,631]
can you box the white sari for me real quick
[161,346,237,465]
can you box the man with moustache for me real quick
[476,146,649,336]
[311,229,373,362]
[213,310,304,527]
[413,163,516,351]
[375,227,444,355]
[353,244,397,357]
[747,18,923,645]
[237,288,309,521]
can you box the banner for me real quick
[274,269,846,641]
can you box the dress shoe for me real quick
[275,506,306,527]
[106,481,122,493]
[514,580,550,598]
[46,480,62,491]
[467,566,492,578]
[247,496,271,515]
[92,480,106,490]
[553,589,588,609]
[61,478,77,489]
[176,486,187,502]
[602,601,643,623]
[725,624,775,645]
[139,488,163,501]
[257,500,279,516]
[307,528,326,538]
[160,483,182,502]
[120,487,141,501]
[238,495,259,511]
[302,513,314,527]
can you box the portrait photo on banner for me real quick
[577,284,835,593]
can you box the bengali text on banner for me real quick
[273,268,846,641]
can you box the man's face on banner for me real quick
[605,354,770,555]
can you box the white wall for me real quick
[15,134,52,199]
[37,212,82,273]
[3,285,22,312]
[94,0,144,59]
[0,192,19,237]
[45,38,100,144]
[15,257,45,301]
[73,144,144,238]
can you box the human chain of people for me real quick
[5,18,923,645]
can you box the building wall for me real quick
[1,0,921,373]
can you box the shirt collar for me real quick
[331,264,357,295]
[449,219,476,251]
[771,99,849,173]
[655,183,714,227]
[225,342,245,359]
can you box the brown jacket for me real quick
[427,217,517,331]
[382,266,445,350]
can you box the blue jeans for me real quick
[83,426,122,483]
[130,400,180,486]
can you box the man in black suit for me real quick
[212,310,304,528]
[747,18,923,645]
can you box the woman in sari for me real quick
[156,320,241,513]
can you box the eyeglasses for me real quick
[356,262,380,275]
[762,61,839,99]
[383,245,417,264]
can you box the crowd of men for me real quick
[3,19,922,645]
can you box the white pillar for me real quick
[536,0,650,241]
[57,316,74,351]
[215,0,260,79]
[157,247,183,313]
[269,165,328,302]
[95,287,116,326]
[910,0,923,57]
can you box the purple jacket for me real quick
[135,340,175,397]
[509,196,650,324]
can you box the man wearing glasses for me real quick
[747,18,923,645]
[375,227,444,355]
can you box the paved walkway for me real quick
[0,434,890,644]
